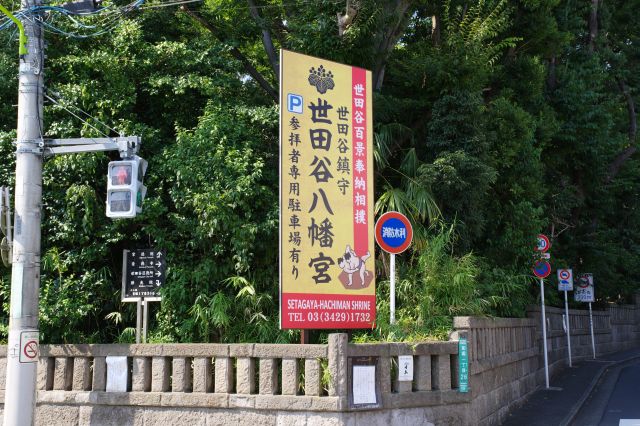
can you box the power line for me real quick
[0,0,143,38]
[44,93,115,139]
[47,91,121,135]
[137,0,342,12]
[0,0,346,38]
[137,0,202,10]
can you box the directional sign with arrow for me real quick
[122,249,166,301]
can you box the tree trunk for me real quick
[431,14,440,46]
[182,6,278,102]
[606,79,638,183]
[547,56,557,91]
[588,0,598,53]
[372,0,413,91]
[247,0,280,81]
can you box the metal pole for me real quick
[4,188,11,242]
[136,299,142,344]
[4,0,44,423]
[390,253,395,325]
[540,278,550,388]
[564,290,572,367]
[142,299,148,343]
[589,302,596,359]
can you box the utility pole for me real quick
[4,0,44,423]
[0,2,143,423]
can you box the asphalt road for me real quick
[571,359,640,426]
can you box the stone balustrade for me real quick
[0,333,470,421]
[0,303,638,425]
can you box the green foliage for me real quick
[1,0,639,344]
[356,222,489,342]
[443,0,521,66]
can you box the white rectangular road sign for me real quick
[558,268,573,291]
[575,273,595,302]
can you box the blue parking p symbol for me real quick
[287,94,303,114]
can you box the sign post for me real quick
[533,234,551,388]
[374,211,413,325]
[588,302,595,359]
[557,268,573,367]
[575,273,596,359]
[122,249,166,343]
[279,50,376,330]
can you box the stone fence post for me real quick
[328,333,348,409]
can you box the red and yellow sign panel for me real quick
[279,50,375,329]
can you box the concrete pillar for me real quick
[379,356,391,394]
[304,358,322,396]
[450,353,459,389]
[281,358,299,395]
[53,357,73,391]
[72,357,92,391]
[151,357,170,392]
[259,358,279,395]
[132,357,151,392]
[328,333,348,397]
[37,357,53,391]
[193,357,213,393]
[0,356,7,390]
[172,357,192,393]
[92,357,106,391]
[414,355,431,391]
[236,357,255,394]
[214,356,234,393]
[431,354,451,390]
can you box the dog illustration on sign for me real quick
[337,245,372,288]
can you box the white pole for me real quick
[540,278,550,388]
[142,299,149,343]
[4,188,11,243]
[136,299,142,344]
[4,1,44,424]
[589,302,596,359]
[564,290,572,367]
[390,253,396,325]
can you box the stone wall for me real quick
[0,302,639,425]
[462,302,640,426]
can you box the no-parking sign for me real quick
[533,260,551,278]
[557,268,573,291]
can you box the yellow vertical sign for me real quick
[280,50,375,329]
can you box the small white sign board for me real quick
[19,330,39,363]
[106,356,129,392]
[557,268,573,291]
[575,273,595,302]
[397,355,413,381]
[352,365,376,405]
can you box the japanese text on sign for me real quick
[122,249,166,300]
[280,50,375,329]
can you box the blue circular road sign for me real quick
[375,212,413,254]
[533,260,551,278]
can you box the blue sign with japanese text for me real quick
[459,337,469,393]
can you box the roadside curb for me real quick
[559,353,640,426]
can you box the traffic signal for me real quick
[106,156,147,218]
